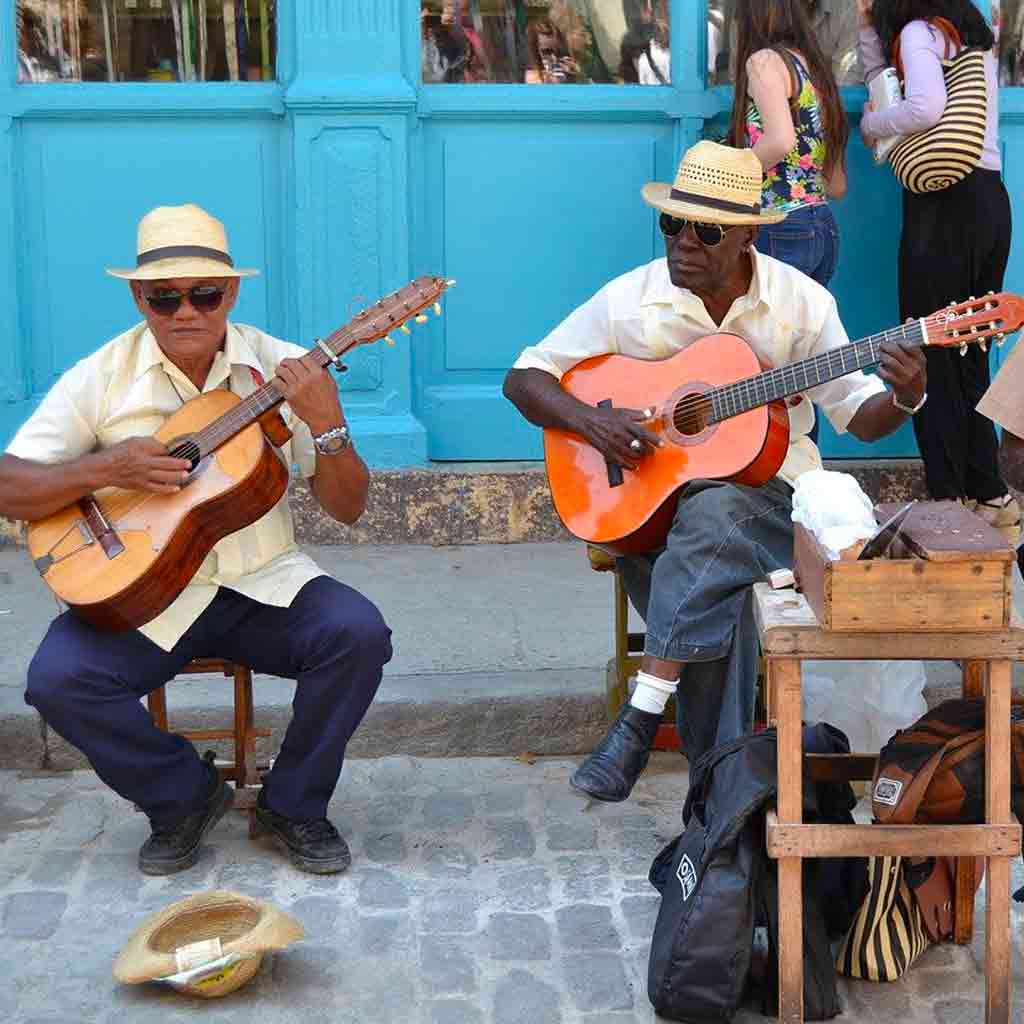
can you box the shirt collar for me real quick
[640,250,773,320]
[134,322,266,392]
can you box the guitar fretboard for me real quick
[707,320,925,423]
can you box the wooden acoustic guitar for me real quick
[544,294,1024,556]
[27,276,452,631]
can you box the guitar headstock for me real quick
[325,276,454,357]
[924,293,1024,353]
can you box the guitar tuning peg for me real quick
[997,333,1007,347]
[969,295,977,301]
[415,314,428,324]
[434,303,442,315]
[400,324,412,334]
[959,342,968,356]
[385,335,396,346]
[980,339,988,353]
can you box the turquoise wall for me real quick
[0,0,1020,466]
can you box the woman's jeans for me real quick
[756,202,839,288]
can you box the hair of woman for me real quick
[728,0,849,182]
[866,0,995,58]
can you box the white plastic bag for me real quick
[791,470,877,560]
[801,659,927,753]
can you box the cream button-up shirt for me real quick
[512,250,887,486]
[6,322,326,651]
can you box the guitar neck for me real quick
[708,320,926,423]
[187,331,359,457]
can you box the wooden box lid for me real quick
[874,500,1013,563]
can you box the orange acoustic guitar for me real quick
[545,293,1024,556]
[27,276,452,631]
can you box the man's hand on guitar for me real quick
[580,405,661,472]
[99,438,193,493]
[274,355,345,436]
[877,339,927,409]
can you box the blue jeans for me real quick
[617,478,794,766]
[25,577,392,825]
[756,203,839,288]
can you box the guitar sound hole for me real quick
[673,395,713,436]
[168,439,202,471]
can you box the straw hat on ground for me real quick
[113,890,303,999]
[642,140,787,226]
[106,204,260,281]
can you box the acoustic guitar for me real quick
[27,276,452,631]
[544,293,1024,556]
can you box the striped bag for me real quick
[887,18,988,194]
[835,856,931,982]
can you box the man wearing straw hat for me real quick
[505,141,927,802]
[0,204,391,875]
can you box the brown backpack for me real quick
[871,699,1024,826]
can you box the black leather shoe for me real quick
[570,703,662,802]
[254,800,351,875]
[139,753,234,875]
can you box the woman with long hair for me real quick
[859,0,1018,545]
[729,0,850,287]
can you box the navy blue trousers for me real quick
[25,577,391,827]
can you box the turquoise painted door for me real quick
[412,0,1021,463]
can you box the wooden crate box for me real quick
[792,501,1013,633]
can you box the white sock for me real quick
[629,670,678,715]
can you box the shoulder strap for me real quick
[893,17,963,78]
[769,46,801,130]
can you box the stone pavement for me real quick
[2,755,1023,1024]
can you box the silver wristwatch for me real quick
[891,391,928,416]
[312,424,351,456]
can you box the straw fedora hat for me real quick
[106,204,260,281]
[642,140,786,226]
[113,891,304,999]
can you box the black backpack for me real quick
[647,724,865,1022]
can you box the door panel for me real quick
[416,118,677,460]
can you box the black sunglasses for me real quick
[143,285,227,316]
[659,212,732,248]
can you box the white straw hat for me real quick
[106,204,260,281]
[642,140,786,226]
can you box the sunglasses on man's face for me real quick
[659,212,732,248]
[143,285,227,316]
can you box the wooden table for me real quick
[753,582,1023,1024]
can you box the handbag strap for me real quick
[893,16,963,79]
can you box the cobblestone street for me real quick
[1,754,1022,1023]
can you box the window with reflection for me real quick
[708,0,862,86]
[16,0,276,83]
[420,0,671,84]
[996,0,1024,84]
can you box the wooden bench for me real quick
[146,658,270,835]
[754,582,1023,1024]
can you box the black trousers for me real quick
[899,168,1012,502]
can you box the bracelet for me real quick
[891,391,927,416]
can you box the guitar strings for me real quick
[666,312,965,431]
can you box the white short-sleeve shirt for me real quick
[6,322,326,651]
[512,250,887,485]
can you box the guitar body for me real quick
[27,390,289,631]
[544,334,791,555]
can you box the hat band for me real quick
[669,188,762,216]
[136,245,235,268]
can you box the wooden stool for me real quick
[146,658,271,834]
[754,583,1023,1023]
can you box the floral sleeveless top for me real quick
[745,52,828,213]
